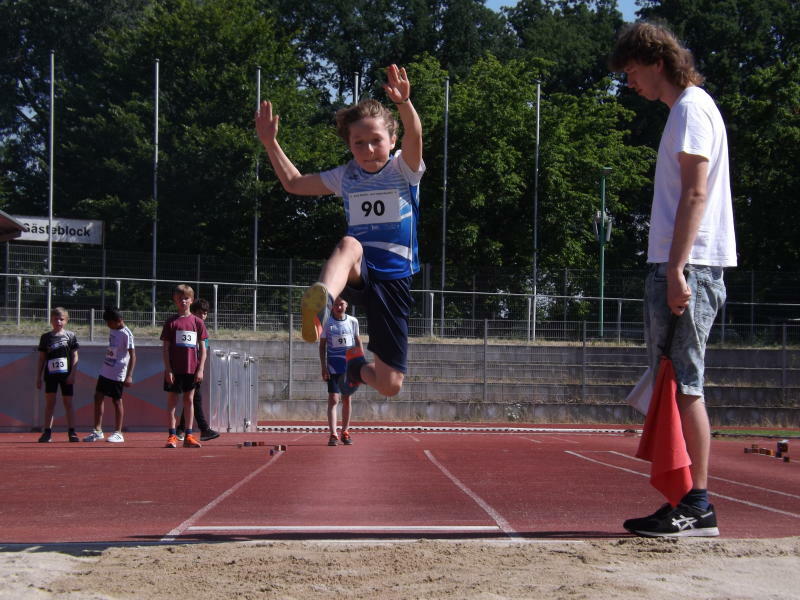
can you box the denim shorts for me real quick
[644,263,727,397]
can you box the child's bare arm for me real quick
[162,341,174,385]
[66,349,78,384]
[255,100,332,196]
[383,64,422,172]
[35,351,45,388]
[125,348,136,386]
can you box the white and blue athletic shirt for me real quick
[320,151,425,280]
[320,314,360,375]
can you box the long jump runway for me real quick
[0,428,798,544]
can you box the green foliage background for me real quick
[1,0,798,298]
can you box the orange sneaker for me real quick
[165,434,178,448]
[341,430,353,445]
[183,434,202,448]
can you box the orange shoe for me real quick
[341,430,353,445]
[165,434,178,448]
[183,433,202,448]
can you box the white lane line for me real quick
[566,450,800,520]
[408,435,421,443]
[160,453,284,542]
[519,436,542,444]
[548,436,579,444]
[187,525,499,532]
[424,450,518,538]
[606,451,800,501]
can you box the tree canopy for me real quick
[1,0,798,299]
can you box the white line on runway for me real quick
[606,450,800,500]
[160,452,284,542]
[566,450,800,520]
[424,450,518,538]
[188,525,500,532]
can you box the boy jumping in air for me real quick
[256,64,424,398]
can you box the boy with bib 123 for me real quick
[36,307,80,443]
[256,64,424,399]
[161,284,208,448]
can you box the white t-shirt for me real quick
[648,86,737,266]
[100,326,135,382]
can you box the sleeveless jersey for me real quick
[321,314,360,375]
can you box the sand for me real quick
[2,537,799,599]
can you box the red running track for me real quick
[0,429,797,544]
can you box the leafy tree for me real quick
[505,0,625,94]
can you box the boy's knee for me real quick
[337,236,363,256]
[376,373,404,397]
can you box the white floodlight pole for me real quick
[354,72,360,104]
[47,51,55,318]
[253,67,261,331]
[440,77,449,336]
[151,59,159,327]
[532,82,541,339]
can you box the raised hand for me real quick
[383,64,411,104]
[255,100,280,149]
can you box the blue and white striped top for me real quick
[321,151,425,280]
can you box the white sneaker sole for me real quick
[633,526,720,538]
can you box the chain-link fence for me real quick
[2,242,799,345]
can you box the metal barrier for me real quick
[209,349,258,433]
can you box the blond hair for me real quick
[335,99,399,143]
[172,284,195,299]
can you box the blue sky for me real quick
[485,0,638,22]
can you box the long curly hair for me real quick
[610,21,704,88]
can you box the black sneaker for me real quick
[175,428,185,441]
[68,430,79,443]
[200,429,220,441]
[624,503,719,537]
[38,431,52,443]
[341,430,353,445]
[328,434,339,446]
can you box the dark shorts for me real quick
[327,373,347,395]
[96,375,124,400]
[44,375,73,396]
[163,373,199,394]
[342,257,412,374]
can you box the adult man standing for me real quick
[610,22,737,537]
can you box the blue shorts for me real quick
[327,373,349,396]
[644,263,727,397]
[342,256,412,374]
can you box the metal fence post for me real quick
[16,275,22,327]
[532,294,538,342]
[483,318,488,403]
[213,284,219,332]
[782,324,788,405]
[526,296,532,342]
[617,299,622,344]
[288,309,293,401]
[89,308,95,341]
[115,280,121,309]
[428,292,434,337]
[581,320,587,403]
[252,288,257,332]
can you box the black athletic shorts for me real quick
[96,375,124,400]
[342,256,412,374]
[44,374,73,396]
[163,373,199,393]
[327,373,346,395]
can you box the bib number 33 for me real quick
[176,330,197,348]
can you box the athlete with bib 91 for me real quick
[256,64,424,399]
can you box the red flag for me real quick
[635,355,693,507]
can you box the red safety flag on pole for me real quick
[635,318,693,507]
